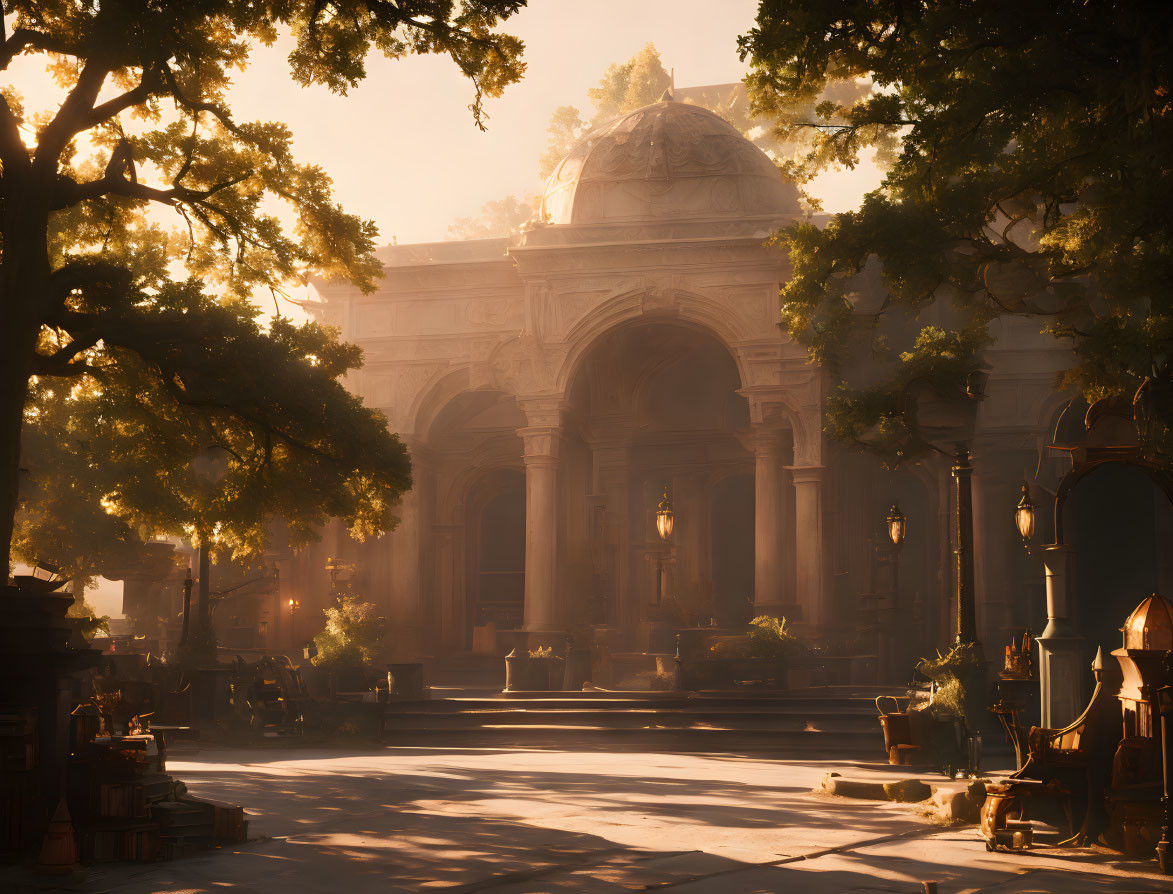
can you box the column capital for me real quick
[518,394,568,429]
[519,425,562,463]
[786,465,826,485]
[746,425,788,459]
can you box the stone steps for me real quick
[383,710,877,732]
[380,688,888,755]
[379,724,880,753]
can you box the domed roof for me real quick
[539,98,799,227]
[1120,593,1173,651]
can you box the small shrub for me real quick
[312,595,389,670]
[917,641,984,719]
[745,615,801,660]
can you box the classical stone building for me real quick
[277,96,1169,691]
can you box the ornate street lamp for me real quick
[886,504,907,550]
[655,487,674,541]
[652,487,674,606]
[1015,481,1036,545]
[288,598,300,645]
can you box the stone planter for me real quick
[386,663,426,699]
[504,651,565,691]
[562,649,592,691]
[678,656,788,690]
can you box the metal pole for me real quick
[180,568,192,645]
[197,545,211,627]
[1157,651,1173,874]
[952,445,978,646]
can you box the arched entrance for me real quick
[711,473,755,625]
[466,470,526,640]
[424,389,526,650]
[1066,462,1173,659]
[563,320,776,645]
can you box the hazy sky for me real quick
[221,0,881,247]
[7,1,882,251]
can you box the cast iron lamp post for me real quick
[288,598,300,646]
[900,372,988,648]
[189,445,229,633]
[654,487,674,604]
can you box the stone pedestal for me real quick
[1036,545,1085,727]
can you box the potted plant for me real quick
[680,616,803,689]
[311,594,391,693]
[505,645,565,691]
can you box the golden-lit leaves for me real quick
[743,0,1173,462]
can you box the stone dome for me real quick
[539,98,800,226]
[1120,593,1173,651]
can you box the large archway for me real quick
[563,321,782,646]
[424,389,526,650]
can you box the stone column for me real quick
[520,421,562,634]
[588,420,634,640]
[1036,545,1085,727]
[433,525,459,652]
[753,431,787,617]
[388,442,429,658]
[788,466,827,626]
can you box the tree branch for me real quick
[0,27,75,72]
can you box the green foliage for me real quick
[17,282,412,563]
[311,595,389,670]
[67,593,109,641]
[741,1,1173,455]
[448,195,535,240]
[744,615,801,660]
[0,0,526,570]
[538,105,587,181]
[588,42,672,127]
[823,325,994,464]
[917,641,985,720]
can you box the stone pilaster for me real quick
[752,429,787,618]
[519,399,565,634]
[788,465,828,626]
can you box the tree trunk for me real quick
[198,545,211,625]
[1,177,55,580]
[0,318,39,577]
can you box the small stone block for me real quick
[824,776,891,800]
[883,778,932,802]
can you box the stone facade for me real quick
[278,99,1071,666]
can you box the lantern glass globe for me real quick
[1015,481,1036,543]
[655,488,674,541]
[886,504,906,549]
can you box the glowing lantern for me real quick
[886,503,907,549]
[655,488,674,541]
[1015,481,1036,544]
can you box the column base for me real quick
[517,629,570,653]
[752,603,804,623]
[1037,630,1086,729]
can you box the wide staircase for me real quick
[380,687,889,757]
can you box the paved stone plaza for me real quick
[11,747,1169,893]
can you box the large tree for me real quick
[0,1,526,572]
[740,0,1173,463]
